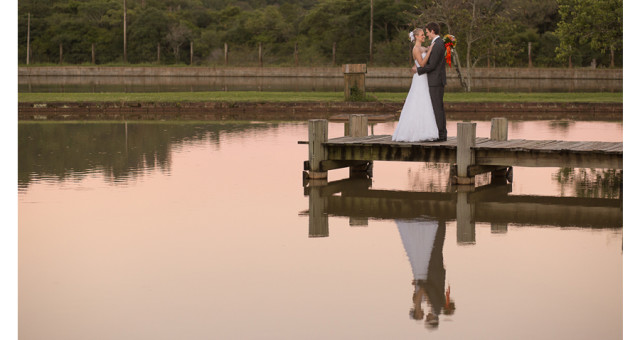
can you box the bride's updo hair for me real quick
[409,28,423,43]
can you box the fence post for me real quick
[59,43,63,64]
[92,44,95,64]
[294,42,298,67]
[190,41,193,65]
[528,42,532,68]
[259,42,263,67]
[157,43,160,63]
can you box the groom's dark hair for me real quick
[425,22,440,35]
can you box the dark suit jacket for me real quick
[417,36,447,87]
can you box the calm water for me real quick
[18,119,622,339]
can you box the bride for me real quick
[391,28,440,142]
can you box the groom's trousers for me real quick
[429,85,447,139]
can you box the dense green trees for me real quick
[18,0,622,67]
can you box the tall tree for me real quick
[554,0,622,67]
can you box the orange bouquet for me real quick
[442,34,457,68]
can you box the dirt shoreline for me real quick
[18,101,622,121]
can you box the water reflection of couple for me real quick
[396,219,455,329]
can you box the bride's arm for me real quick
[413,46,428,67]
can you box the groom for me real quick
[413,22,447,141]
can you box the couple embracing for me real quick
[392,22,447,143]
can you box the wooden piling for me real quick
[308,119,328,179]
[490,117,509,180]
[455,122,476,185]
[490,117,508,141]
[349,114,368,137]
[348,115,370,176]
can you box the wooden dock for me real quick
[302,115,622,184]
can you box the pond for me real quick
[18,119,622,339]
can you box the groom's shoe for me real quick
[437,136,447,142]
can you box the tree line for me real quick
[18,0,622,68]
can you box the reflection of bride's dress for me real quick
[396,219,439,280]
[392,52,439,142]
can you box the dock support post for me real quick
[456,188,476,244]
[308,119,328,179]
[455,122,476,185]
[490,117,508,141]
[308,179,329,237]
[348,114,372,177]
[490,117,511,182]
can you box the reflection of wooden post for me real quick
[491,223,508,233]
[308,180,329,237]
[92,44,95,64]
[343,64,367,100]
[350,217,368,227]
[224,43,228,66]
[308,119,328,179]
[455,122,476,185]
[456,190,475,244]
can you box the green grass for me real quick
[18,91,622,104]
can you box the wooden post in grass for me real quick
[343,64,367,100]
[224,43,228,66]
[92,44,95,64]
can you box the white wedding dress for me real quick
[392,52,439,142]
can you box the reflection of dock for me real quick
[302,116,622,185]
[301,177,622,242]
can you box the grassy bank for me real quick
[18,91,622,104]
